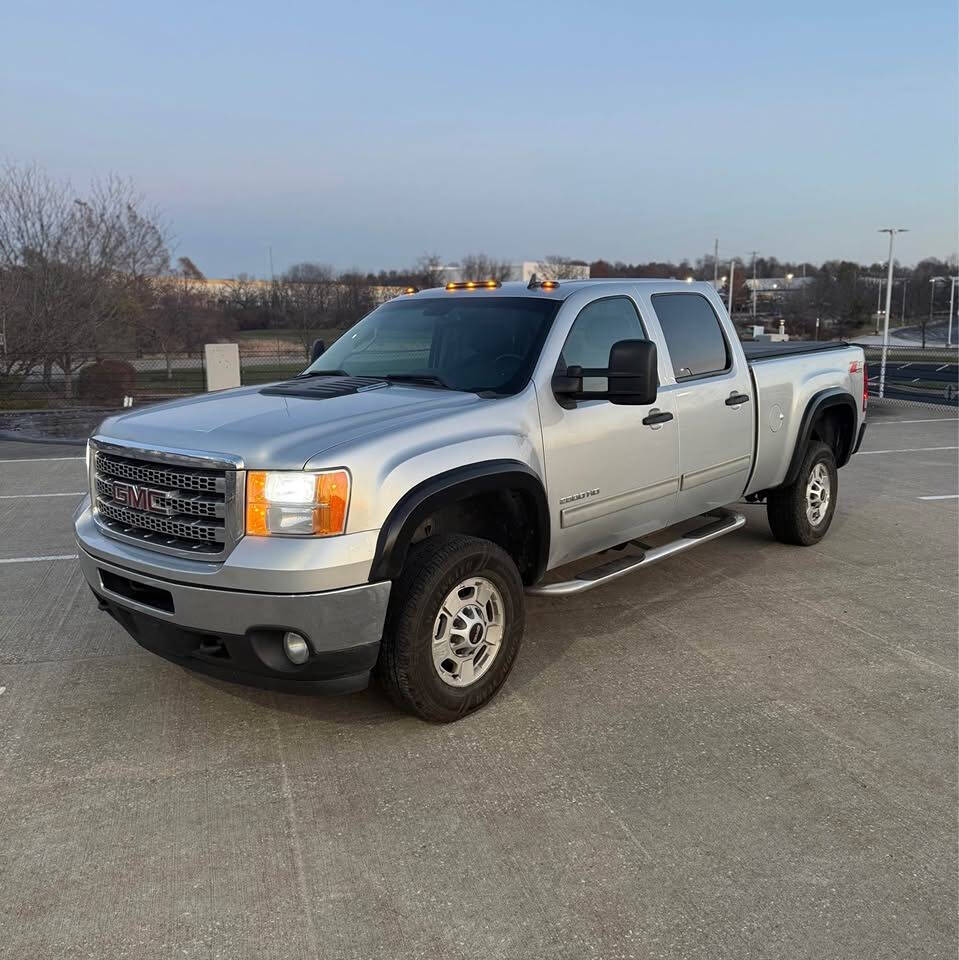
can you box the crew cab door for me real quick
[647,291,753,521]
[536,293,680,568]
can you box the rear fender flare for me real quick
[779,388,858,487]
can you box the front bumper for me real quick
[78,546,391,694]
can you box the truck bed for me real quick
[743,340,849,363]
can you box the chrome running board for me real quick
[526,508,746,597]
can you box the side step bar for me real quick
[526,508,746,597]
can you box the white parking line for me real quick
[0,456,84,463]
[937,364,949,372]
[872,418,958,424]
[859,446,958,455]
[0,554,78,564]
[918,494,958,501]
[0,491,85,499]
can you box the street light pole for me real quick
[927,277,944,348]
[751,251,758,318]
[949,277,956,348]
[875,275,883,334]
[877,228,907,399]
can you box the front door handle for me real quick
[725,392,750,406]
[642,409,674,428]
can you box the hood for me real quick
[96,381,481,469]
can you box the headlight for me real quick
[246,470,350,537]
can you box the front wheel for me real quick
[766,440,838,546]
[377,534,526,722]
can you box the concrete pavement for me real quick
[0,411,956,959]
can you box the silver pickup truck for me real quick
[75,279,867,721]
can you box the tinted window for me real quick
[305,296,559,395]
[559,297,644,391]
[651,293,730,379]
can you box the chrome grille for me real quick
[95,452,224,493]
[92,443,240,558]
[97,500,224,543]
[94,476,223,519]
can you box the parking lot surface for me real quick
[1,408,956,959]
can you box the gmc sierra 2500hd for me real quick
[75,279,867,721]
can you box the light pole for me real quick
[751,252,758,318]
[878,228,907,399]
[875,275,884,334]
[928,277,944,348]
[948,277,956,348]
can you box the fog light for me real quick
[283,631,311,664]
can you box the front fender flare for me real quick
[369,459,549,584]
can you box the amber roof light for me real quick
[445,279,501,291]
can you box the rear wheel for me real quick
[377,534,525,722]
[767,440,837,546]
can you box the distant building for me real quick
[744,276,814,301]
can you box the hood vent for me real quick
[260,376,388,399]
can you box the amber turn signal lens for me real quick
[313,470,349,536]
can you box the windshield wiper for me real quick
[381,373,454,390]
[295,368,350,378]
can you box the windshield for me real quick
[303,296,561,395]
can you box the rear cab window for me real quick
[650,293,730,380]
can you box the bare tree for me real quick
[460,253,512,282]
[415,253,445,288]
[0,163,170,397]
[537,255,586,281]
[276,264,336,357]
[177,256,205,280]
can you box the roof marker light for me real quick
[445,279,501,291]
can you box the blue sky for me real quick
[3,0,956,276]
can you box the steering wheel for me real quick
[494,353,523,368]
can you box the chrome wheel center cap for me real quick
[431,578,505,688]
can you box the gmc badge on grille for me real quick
[112,481,175,515]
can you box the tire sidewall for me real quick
[797,443,838,543]
[390,538,525,720]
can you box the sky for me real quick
[2,0,956,277]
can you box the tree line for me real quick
[1,162,954,400]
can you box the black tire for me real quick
[377,534,526,722]
[767,440,838,546]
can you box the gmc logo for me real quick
[112,481,174,515]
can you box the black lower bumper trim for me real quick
[97,593,378,695]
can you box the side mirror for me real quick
[310,339,326,363]
[551,365,583,410]
[607,339,658,405]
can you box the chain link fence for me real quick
[854,344,958,409]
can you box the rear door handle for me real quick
[725,392,750,406]
[642,409,674,427]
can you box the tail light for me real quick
[850,359,868,412]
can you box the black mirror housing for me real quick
[551,364,583,409]
[310,339,326,363]
[607,339,658,405]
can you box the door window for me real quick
[651,293,730,380]
[559,296,645,391]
